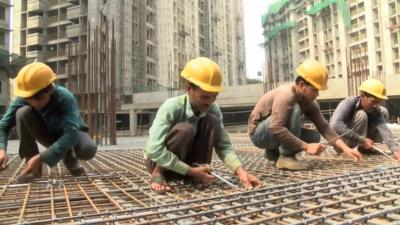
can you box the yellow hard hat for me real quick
[359,79,388,100]
[181,57,224,92]
[14,62,57,97]
[295,59,329,90]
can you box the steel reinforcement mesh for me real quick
[1,133,400,224]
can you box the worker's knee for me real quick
[301,128,320,143]
[74,132,97,160]
[379,106,389,121]
[204,113,220,130]
[171,123,194,139]
[76,144,97,160]
[15,105,35,121]
[354,110,368,123]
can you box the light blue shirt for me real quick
[144,94,241,175]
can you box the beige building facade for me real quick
[0,0,11,114]
[156,0,246,91]
[12,0,247,106]
[262,0,400,101]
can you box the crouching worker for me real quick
[0,62,97,183]
[144,57,261,192]
[330,79,400,159]
[248,59,362,171]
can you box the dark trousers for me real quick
[146,114,219,179]
[16,105,97,162]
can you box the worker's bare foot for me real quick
[149,173,172,193]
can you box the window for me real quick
[0,31,5,46]
[0,6,5,20]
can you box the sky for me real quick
[243,0,271,79]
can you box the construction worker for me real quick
[0,62,97,183]
[330,79,400,159]
[145,57,261,192]
[248,59,363,170]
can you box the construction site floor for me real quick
[1,127,400,225]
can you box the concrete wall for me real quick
[121,83,265,112]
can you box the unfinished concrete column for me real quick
[130,108,137,136]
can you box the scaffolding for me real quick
[67,18,117,145]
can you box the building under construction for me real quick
[262,0,400,120]
[0,0,11,115]
[12,0,246,103]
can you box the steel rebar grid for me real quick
[1,132,400,224]
[16,165,400,225]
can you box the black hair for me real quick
[295,76,311,86]
[30,84,54,99]
[187,82,200,90]
[360,91,378,99]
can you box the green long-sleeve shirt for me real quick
[0,85,88,166]
[144,94,241,175]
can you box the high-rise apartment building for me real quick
[0,0,11,114]
[262,0,400,101]
[13,0,246,105]
[157,0,246,91]
[13,0,73,85]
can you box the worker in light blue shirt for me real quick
[145,57,261,192]
[330,79,400,159]
[0,62,97,183]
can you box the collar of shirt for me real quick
[184,93,207,120]
[355,96,362,110]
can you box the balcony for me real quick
[47,49,68,62]
[0,20,9,30]
[48,0,71,11]
[0,0,12,6]
[27,0,47,12]
[67,5,80,20]
[67,43,87,57]
[27,15,44,28]
[26,50,44,61]
[26,33,44,46]
[66,24,80,37]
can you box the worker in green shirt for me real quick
[145,57,261,192]
[0,62,97,183]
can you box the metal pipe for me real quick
[323,128,354,145]
[193,163,240,189]
[372,145,398,162]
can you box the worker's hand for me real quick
[0,149,8,171]
[187,164,215,184]
[235,166,262,189]
[304,143,325,155]
[393,150,400,160]
[361,138,374,150]
[21,154,42,176]
[342,147,363,161]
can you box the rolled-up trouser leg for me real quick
[146,122,194,175]
[16,105,57,160]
